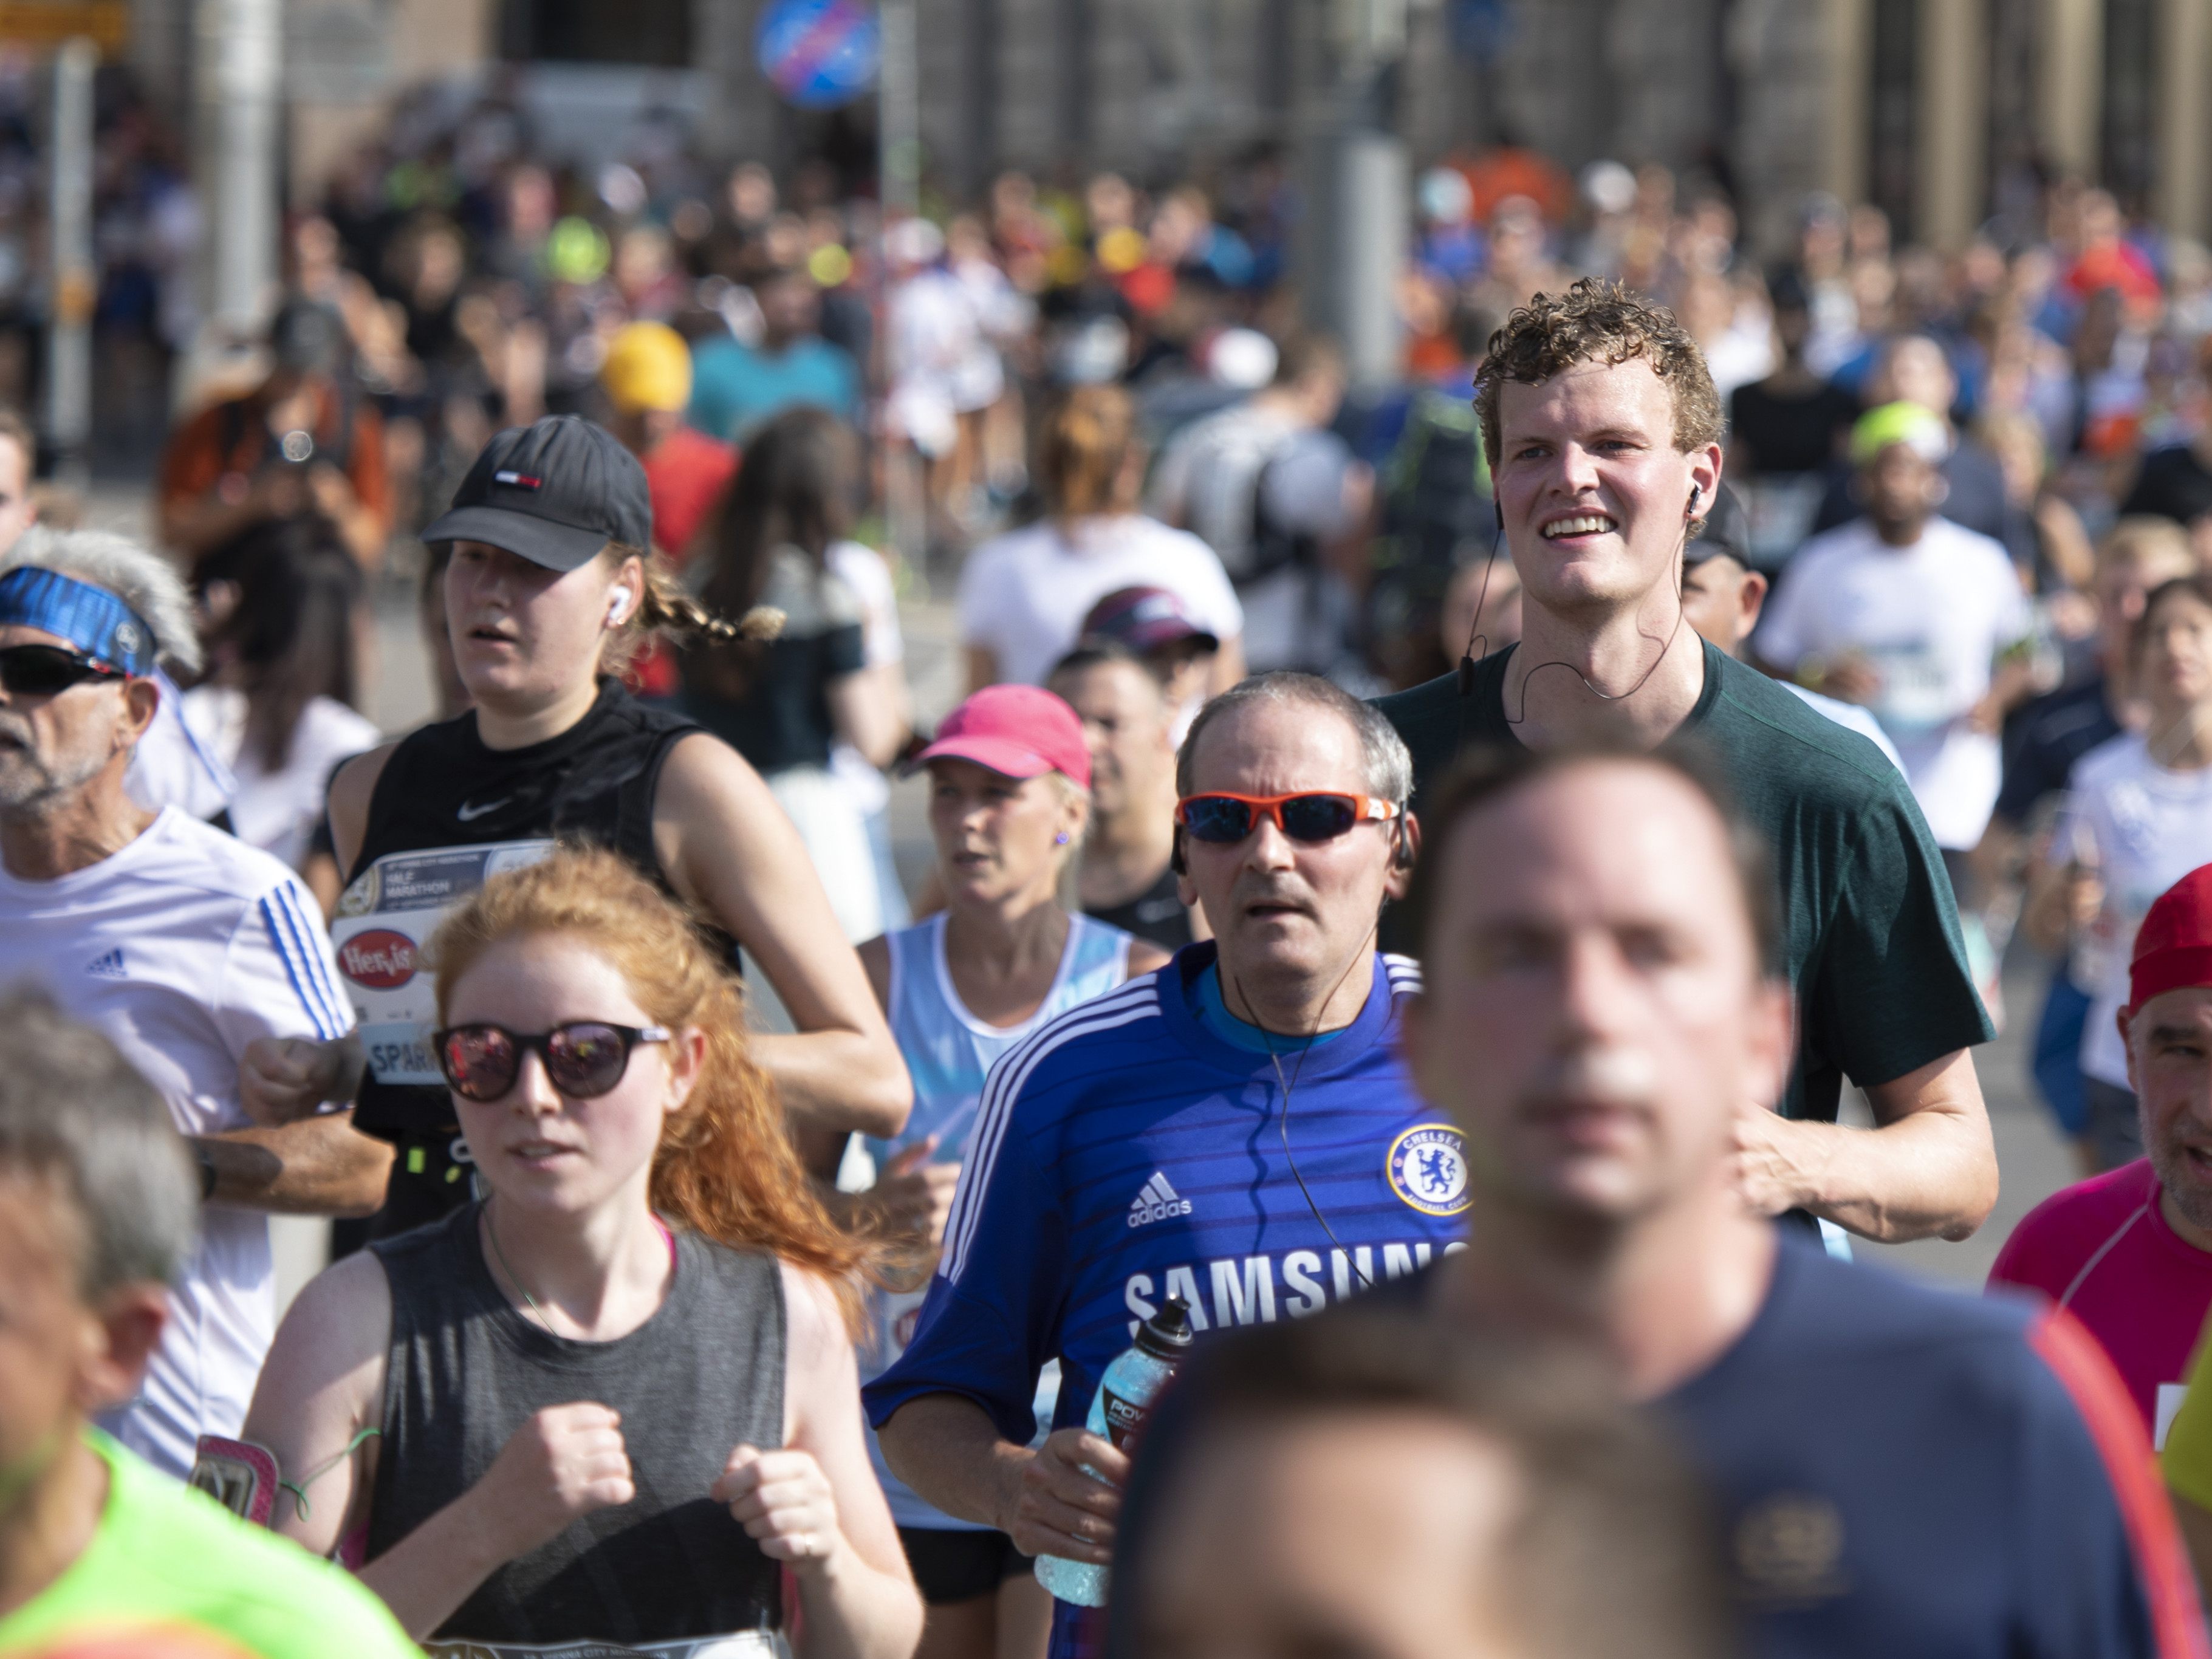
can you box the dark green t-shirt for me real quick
[1374,640,1994,1123]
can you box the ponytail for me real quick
[597,544,784,680]
[1039,385,1139,521]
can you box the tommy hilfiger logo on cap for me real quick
[492,470,543,489]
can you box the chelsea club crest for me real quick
[1386,1123,1470,1216]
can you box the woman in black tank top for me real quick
[241,847,923,1659]
[310,416,910,1240]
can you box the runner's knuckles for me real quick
[334,680,705,1139]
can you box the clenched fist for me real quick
[239,1033,361,1126]
[713,1445,844,1575]
[476,1403,634,1562]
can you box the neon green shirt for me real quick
[2164,1320,2212,1511]
[0,1429,418,1657]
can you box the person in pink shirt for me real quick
[1990,863,2212,1444]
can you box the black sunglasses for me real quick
[0,643,128,698]
[431,1021,673,1102]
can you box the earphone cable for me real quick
[1457,499,1702,725]
[1230,944,1377,1293]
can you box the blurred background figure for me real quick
[1147,335,1368,677]
[182,514,379,871]
[1072,586,1222,745]
[1107,1313,1734,1659]
[1046,641,1200,951]
[960,386,1242,693]
[685,406,907,942]
[688,265,858,445]
[158,301,391,571]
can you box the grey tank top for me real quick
[366,1202,787,1647]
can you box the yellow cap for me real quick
[600,321,692,415]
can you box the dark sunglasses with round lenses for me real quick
[1174,790,1403,845]
[431,1021,673,1102]
[0,643,128,698]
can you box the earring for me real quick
[1055,831,1070,845]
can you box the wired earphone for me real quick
[1456,481,1705,722]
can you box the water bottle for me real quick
[1033,1296,1196,1607]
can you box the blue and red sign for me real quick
[756,0,880,110]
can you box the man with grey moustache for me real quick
[0,527,388,1477]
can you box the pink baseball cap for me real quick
[914,684,1092,790]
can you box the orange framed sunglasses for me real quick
[1174,790,1403,845]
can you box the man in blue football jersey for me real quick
[1368,743,2203,1658]
[868,673,1464,1659]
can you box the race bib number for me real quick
[1866,637,1957,736]
[332,841,555,1086]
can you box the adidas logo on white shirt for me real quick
[1128,1171,1194,1229]
[84,948,125,980]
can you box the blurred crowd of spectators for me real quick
[26,70,2212,1177]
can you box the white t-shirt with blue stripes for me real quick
[0,804,353,1476]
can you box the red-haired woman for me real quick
[241,847,921,1659]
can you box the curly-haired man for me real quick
[1377,279,1999,1249]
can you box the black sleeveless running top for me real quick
[366,1203,788,1647]
[1084,863,1193,953]
[337,680,699,1140]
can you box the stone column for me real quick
[1826,0,1872,207]
[2157,0,2210,239]
[2040,0,2103,178]
[1916,0,1987,247]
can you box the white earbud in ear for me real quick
[607,593,631,626]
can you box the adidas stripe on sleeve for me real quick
[225,878,355,1048]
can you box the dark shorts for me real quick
[899,1526,1033,1606]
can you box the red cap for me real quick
[915,684,1092,791]
[2128,864,2212,1014]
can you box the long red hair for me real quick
[430,846,877,1329]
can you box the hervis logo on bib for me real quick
[1386,1123,1470,1216]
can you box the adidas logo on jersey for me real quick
[84,948,125,979]
[1128,1172,1193,1228]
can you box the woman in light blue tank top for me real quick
[838,685,1167,1658]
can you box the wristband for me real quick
[196,1142,217,1202]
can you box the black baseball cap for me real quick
[1682,481,1752,571]
[422,414,653,573]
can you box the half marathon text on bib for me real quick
[332,840,555,1086]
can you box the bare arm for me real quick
[1731,1048,1999,1242]
[1127,940,1173,977]
[197,1112,393,1216]
[726,1265,921,1659]
[878,1394,1129,1564]
[244,1249,391,1561]
[654,734,911,1139]
[824,668,907,771]
[1207,635,1247,697]
[325,742,399,883]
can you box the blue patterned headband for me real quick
[0,566,160,676]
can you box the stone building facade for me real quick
[113,0,2212,253]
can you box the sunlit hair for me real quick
[430,846,875,1329]
[1038,385,1140,519]
[1473,277,1723,474]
